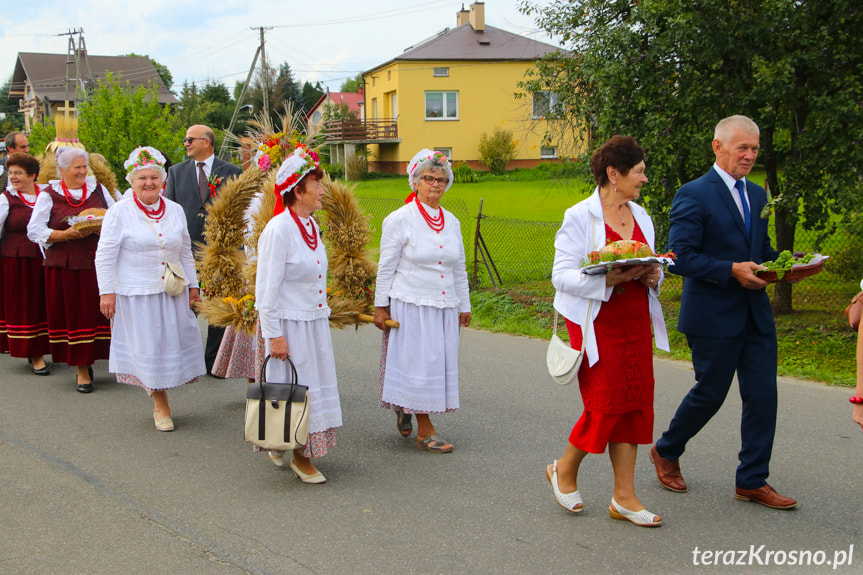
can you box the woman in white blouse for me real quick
[95,147,205,431]
[0,153,50,375]
[255,146,341,484]
[27,147,114,393]
[374,149,471,453]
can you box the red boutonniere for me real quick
[207,174,224,198]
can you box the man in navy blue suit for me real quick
[649,115,797,510]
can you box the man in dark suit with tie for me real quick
[0,132,30,191]
[165,124,242,375]
[649,115,797,510]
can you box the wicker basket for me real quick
[71,208,106,233]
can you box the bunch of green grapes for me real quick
[761,250,815,271]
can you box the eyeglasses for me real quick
[7,170,28,177]
[420,175,449,186]
[182,137,207,145]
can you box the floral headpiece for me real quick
[123,146,167,183]
[405,148,454,203]
[256,130,303,172]
[273,145,320,215]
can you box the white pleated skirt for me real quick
[109,290,206,390]
[380,299,460,413]
[263,317,342,435]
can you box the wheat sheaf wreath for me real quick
[194,170,378,335]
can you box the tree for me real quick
[520,0,863,312]
[78,73,181,181]
[302,81,325,114]
[339,74,363,93]
[0,75,25,131]
[122,53,174,92]
[245,61,302,127]
[273,62,303,114]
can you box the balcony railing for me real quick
[324,118,398,142]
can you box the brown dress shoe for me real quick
[649,444,688,493]
[735,484,797,510]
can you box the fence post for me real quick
[473,199,483,289]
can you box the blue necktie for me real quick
[735,179,750,234]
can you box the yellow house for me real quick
[354,2,571,174]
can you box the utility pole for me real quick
[219,26,272,159]
[259,26,270,122]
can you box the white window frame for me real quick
[540,146,557,159]
[434,147,452,159]
[532,91,559,119]
[433,67,449,77]
[425,91,459,121]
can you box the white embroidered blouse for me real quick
[374,201,470,312]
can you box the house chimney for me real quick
[469,2,485,32]
[457,4,470,27]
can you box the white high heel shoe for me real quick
[609,498,662,527]
[290,461,326,484]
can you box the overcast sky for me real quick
[0,0,556,107]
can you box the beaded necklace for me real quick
[415,196,445,233]
[60,180,88,208]
[18,184,39,207]
[289,206,318,250]
[133,191,166,220]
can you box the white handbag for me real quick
[547,211,595,385]
[245,356,310,450]
[547,307,591,385]
[162,261,187,297]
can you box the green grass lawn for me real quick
[353,176,592,222]
[341,172,859,386]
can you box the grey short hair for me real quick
[714,115,760,143]
[409,157,453,190]
[5,131,22,149]
[55,147,89,170]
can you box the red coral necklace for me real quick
[60,180,88,208]
[289,207,318,250]
[133,192,166,220]
[18,184,39,207]
[415,197,444,233]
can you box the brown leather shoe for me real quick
[649,444,688,493]
[735,484,797,510]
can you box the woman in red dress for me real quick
[0,153,50,374]
[27,147,114,393]
[548,136,669,526]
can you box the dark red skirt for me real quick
[45,266,110,365]
[0,256,50,357]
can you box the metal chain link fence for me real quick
[356,197,858,312]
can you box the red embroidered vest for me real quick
[0,191,41,259]
[44,184,108,270]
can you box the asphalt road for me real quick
[0,322,860,575]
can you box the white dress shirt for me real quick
[94,197,198,296]
[374,201,470,312]
[255,211,330,339]
[196,154,215,184]
[713,162,751,221]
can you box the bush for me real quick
[452,160,477,184]
[829,232,863,279]
[478,127,518,175]
[321,162,344,180]
[346,151,368,180]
